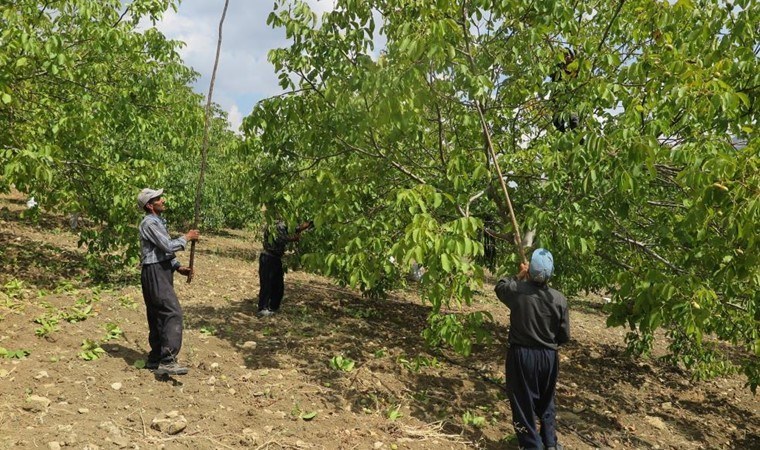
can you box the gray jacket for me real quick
[139,214,186,270]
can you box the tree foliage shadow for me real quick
[0,204,143,291]
[561,342,759,446]
[0,233,88,290]
[0,201,81,231]
[105,342,186,385]
[569,296,609,317]
[183,279,519,449]
[105,342,147,368]
[196,245,260,263]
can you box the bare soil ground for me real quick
[0,191,758,449]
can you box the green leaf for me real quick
[300,411,318,420]
[440,253,451,272]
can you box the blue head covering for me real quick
[529,248,554,283]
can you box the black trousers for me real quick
[506,345,559,450]
[258,253,284,311]
[141,260,183,363]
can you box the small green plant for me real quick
[373,348,387,358]
[199,325,216,336]
[118,296,138,310]
[34,315,60,338]
[500,434,518,444]
[1,278,25,311]
[462,410,486,428]
[329,355,355,372]
[103,323,123,341]
[290,402,302,418]
[0,296,23,311]
[54,280,76,294]
[75,296,98,307]
[2,278,25,298]
[410,389,429,404]
[387,405,403,421]
[61,303,95,323]
[78,339,105,361]
[346,306,378,320]
[398,355,441,373]
[38,300,54,309]
[0,347,30,359]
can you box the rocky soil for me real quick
[0,191,758,449]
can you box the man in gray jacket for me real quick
[137,188,199,376]
[495,248,570,450]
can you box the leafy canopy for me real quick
[243,0,759,389]
[0,0,241,275]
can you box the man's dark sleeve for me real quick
[557,302,570,345]
[494,277,519,308]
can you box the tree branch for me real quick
[612,231,684,273]
[335,136,427,185]
[597,0,627,52]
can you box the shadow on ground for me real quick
[184,278,520,449]
[0,233,88,291]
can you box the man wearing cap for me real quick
[495,248,570,450]
[257,218,312,316]
[137,188,199,376]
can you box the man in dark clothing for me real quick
[551,48,580,133]
[137,188,199,376]
[257,219,311,316]
[495,248,570,450]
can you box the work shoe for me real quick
[145,360,159,370]
[154,361,189,376]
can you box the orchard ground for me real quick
[0,191,757,450]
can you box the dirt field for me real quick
[0,191,758,449]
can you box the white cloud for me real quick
[228,103,243,134]
[153,0,344,130]
[308,0,338,15]
[154,0,306,129]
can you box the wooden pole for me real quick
[187,0,230,282]
[458,4,527,264]
[475,101,528,264]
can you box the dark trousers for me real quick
[506,345,559,450]
[141,260,183,363]
[258,253,284,311]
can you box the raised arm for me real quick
[495,262,529,307]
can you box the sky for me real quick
[154,0,337,132]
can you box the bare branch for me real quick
[335,137,427,185]
[598,0,627,53]
[612,231,684,273]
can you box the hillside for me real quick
[0,191,758,450]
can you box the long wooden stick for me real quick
[458,4,526,264]
[187,0,230,283]
[475,101,528,264]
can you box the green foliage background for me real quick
[242,0,759,389]
[0,0,244,276]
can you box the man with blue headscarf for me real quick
[495,248,570,450]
